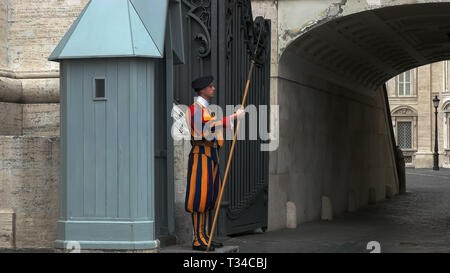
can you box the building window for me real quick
[397,121,412,149]
[404,156,413,163]
[398,71,411,96]
[93,78,107,101]
[448,116,450,149]
[95,78,105,98]
[444,103,450,149]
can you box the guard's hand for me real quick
[234,109,245,120]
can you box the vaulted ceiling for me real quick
[281,3,450,92]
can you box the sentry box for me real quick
[49,0,184,250]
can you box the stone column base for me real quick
[414,152,446,168]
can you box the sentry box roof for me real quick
[49,0,168,61]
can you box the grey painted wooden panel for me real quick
[59,61,68,219]
[93,60,107,217]
[83,60,96,217]
[117,60,131,219]
[59,57,158,247]
[137,59,148,219]
[129,59,138,219]
[106,60,119,218]
[147,60,155,221]
[94,99,107,217]
[68,61,84,218]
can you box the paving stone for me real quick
[223,168,450,253]
[160,245,239,253]
[1,169,449,253]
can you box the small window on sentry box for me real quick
[94,78,106,100]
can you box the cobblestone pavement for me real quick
[224,168,450,253]
[1,169,448,253]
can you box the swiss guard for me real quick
[185,75,245,251]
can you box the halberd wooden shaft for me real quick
[206,60,256,252]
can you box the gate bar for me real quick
[206,22,264,251]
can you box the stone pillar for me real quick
[415,64,433,168]
[173,139,192,245]
[251,0,285,232]
[431,62,445,168]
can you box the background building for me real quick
[386,62,450,168]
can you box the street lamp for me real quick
[433,95,440,171]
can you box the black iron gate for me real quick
[175,0,271,236]
[218,1,270,235]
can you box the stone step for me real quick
[159,244,239,253]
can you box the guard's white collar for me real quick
[196,96,209,108]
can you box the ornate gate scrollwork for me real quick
[225,2,269,65]
[182,0,212,57]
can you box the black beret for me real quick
[191,75,214,91]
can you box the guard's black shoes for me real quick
[211,241,223,248]
[192,244,215,251]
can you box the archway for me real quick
[273,2,450,225]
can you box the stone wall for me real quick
[0,209,15,248]
[0,136,59,248]
[0,0,7,69]
[0,102,22,135]
[23,104,59,136]
[0,101,60,249]
[0,0,80,249]
[7,0,89,72]
[1,0,88,103]
[271,77,398,225]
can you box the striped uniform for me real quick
[185,101,232,247]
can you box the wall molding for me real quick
[0,71,60,103]
[0,69,59,79]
